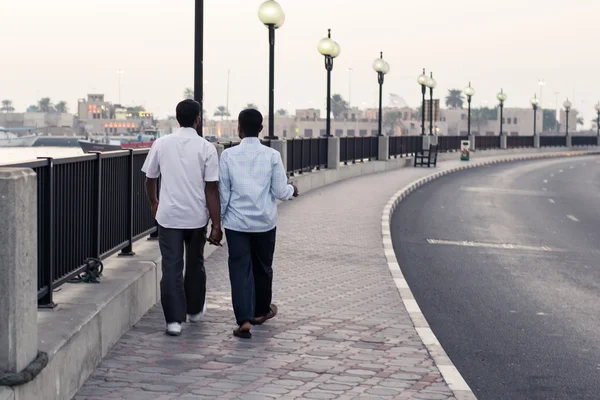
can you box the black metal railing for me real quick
[5,150,156,307]
[339,137,379,164]
[540,136,567,147]
[286,137,328,175]
[389,136,422,158]
[438,136,468,152]
[507,136,534,149]
[475,136,502,150]
[572,136,598,146]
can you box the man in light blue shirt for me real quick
[219,108,298,338]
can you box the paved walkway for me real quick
[75,155,494,400]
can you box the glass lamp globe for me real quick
[531,96,539,106]
[258,0,285,28]
[373,58,387,73]
[427,77,437,89]
[382,61,390,74]
[563,100,572,110]
[464,85,475,97]
[497,91,507,102]
[317,37,335,56]
[417,71,428,86]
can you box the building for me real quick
[76,94,155,136]
[0,112,76,135]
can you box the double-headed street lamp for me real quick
[463,83,475,136]
[258,0,285,140]
[317,29,341,137]
[417,69,428,136]
[595,102,600,137]
[426,73,437,135]
[563,99,572,136]
[497,89,507,136]
[373,52,390,136]
[531,94,539,136]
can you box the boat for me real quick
[0,127,39,147]
[78,130,162,153]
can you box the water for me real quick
[0,147,83,165]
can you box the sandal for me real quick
[254,304,278,325]
[233,327,252,339]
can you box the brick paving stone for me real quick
[74,156,532,399]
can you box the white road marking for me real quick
[567,215,579,222]
[543,179,548,183]
[559,169,563,173]
[536,312,548,316]
[426,238,555,252]
[542,188,547,191]
[570,166,574,169]
[550,173,554,177]
[461,186,552,197]
[549,198,555,204]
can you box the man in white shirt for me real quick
[219,108,298,338]
[142,99,222,336]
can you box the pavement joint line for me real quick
[380,150,600,400]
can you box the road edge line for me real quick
[380,150,600,400]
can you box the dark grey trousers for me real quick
[158,224,207,324]
[225,228,276,326]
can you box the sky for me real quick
[2,0,600,124]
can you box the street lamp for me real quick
[563,99,572,136]
[497,89,507,136]
[317,29,341,137]
[258,0,285,140]
[417,69,428,136]
[194,0,204,136]
[595,102,600,137]
[531,94,539,136]
[463,83,475,136]
[426,72,437,135]
[373,52,390,136]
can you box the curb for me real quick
[380,150,600,400]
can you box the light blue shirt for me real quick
[219,137,294,232]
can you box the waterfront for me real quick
[0,147,83,164]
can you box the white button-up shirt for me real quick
[219,137,294,233]
[141,127,219,229]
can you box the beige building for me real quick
[0,112,76,135]
[76,94,155,136]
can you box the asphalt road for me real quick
[391,155,600,400]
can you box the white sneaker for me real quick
[166,322,182,336]
[188,301,207,323]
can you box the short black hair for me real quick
[176,99,201,128]
[238,108,263,137]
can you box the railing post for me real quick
[299,138,305,173]
[37,158,56,308]
[270,139,287,172]
[0,168,39,375]
[93,152,102,258]
[500,135,508,149]
[120,150,135,256]
[327,136,340,170]
[289,139,296,175]
[469,135,476,151]
[378,135,389,161]
[566,135,572,147]
[353,137,357,164]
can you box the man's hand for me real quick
[291,183,299,197]
[150,201,159,218]
[208,225,223,246]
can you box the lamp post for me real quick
[317,29,341,137]
[463,83,475,136]
[497,89,507,136]
[258,0,285,140]
[417,69,428,136]
[373,52,390,136]
[194,0,203,136]
[426,72,436,135]
[595,102,600,137]
[531,94,539,136]
[563,99,572,136]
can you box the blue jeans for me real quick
[225,228,276,326]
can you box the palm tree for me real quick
[331,94,349,119]
[38,97,54,113]
[246,103,258,110]
[1,100,15,113]
[213,106,230,121]
[26,105,39,113]
[276,109,288,116]
[577,117,584,126]
[383,111,403,135]
[183,88,194,99]
[445,89,464,109]
[55,101,68,113]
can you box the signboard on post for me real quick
[460,140,470,161]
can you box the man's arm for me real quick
[204,145,222,245]
[218,152,231,219]
[141,141,161,217]
[270,152,295,201]
[145,178,159,217]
